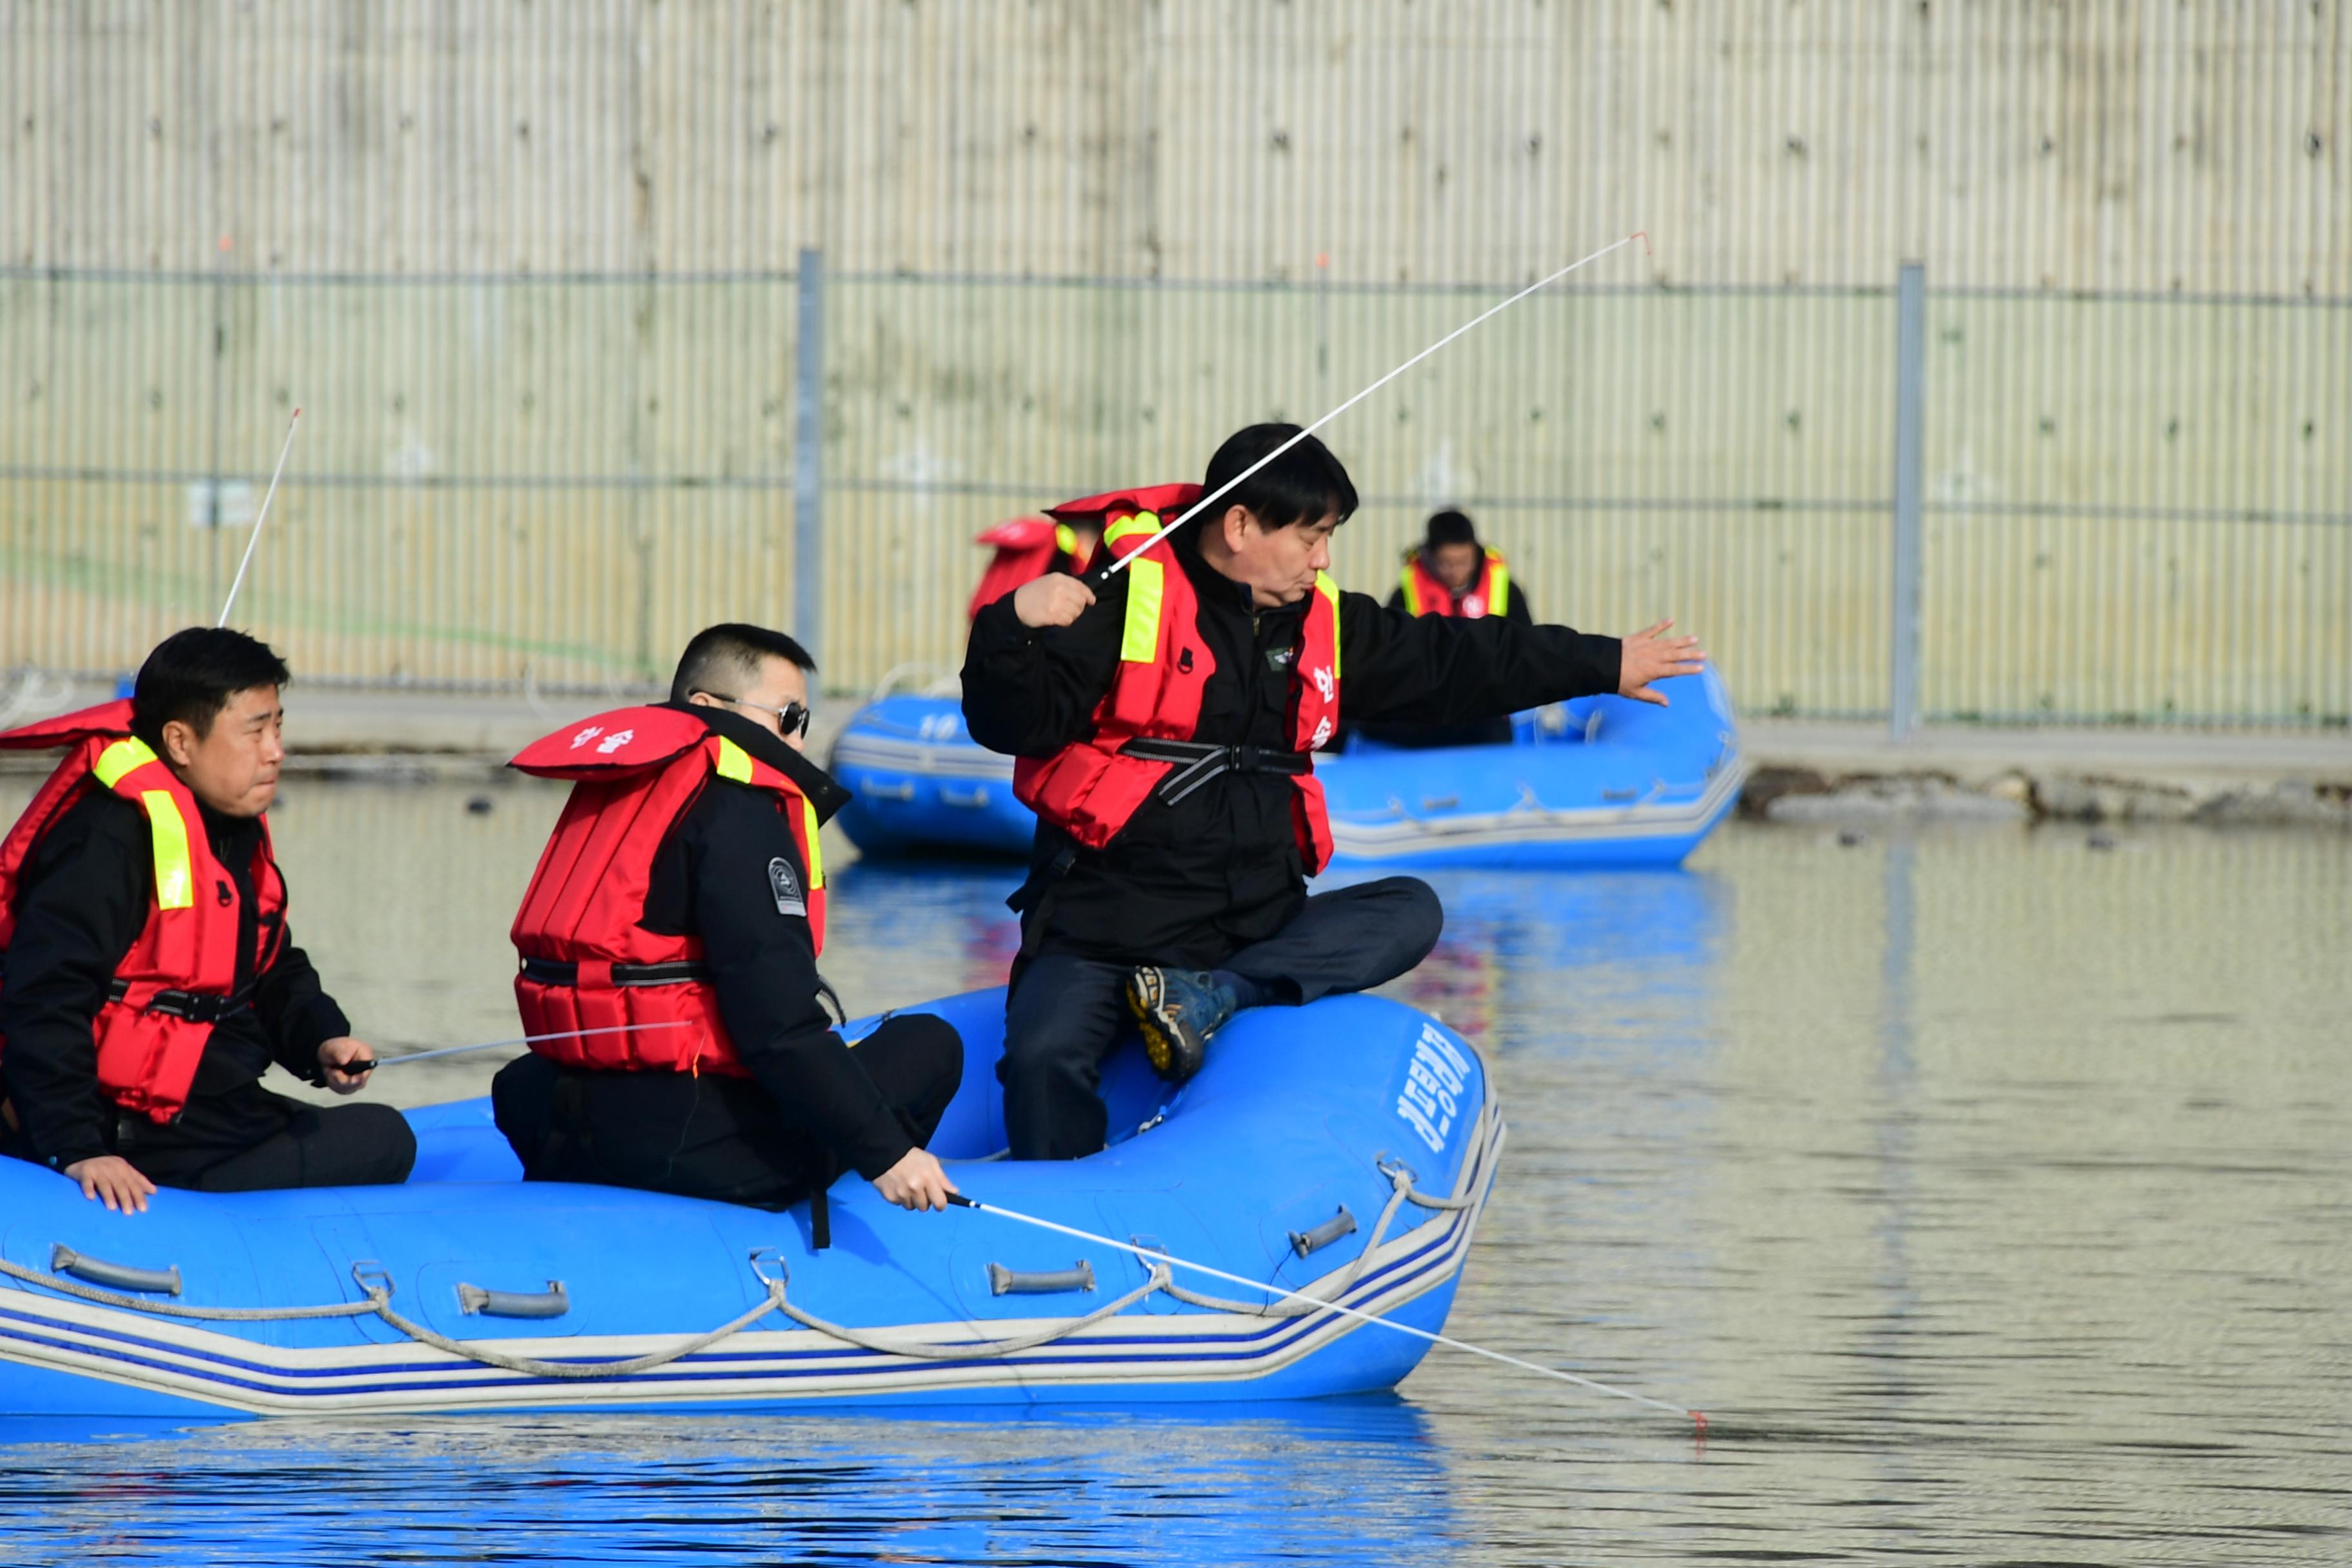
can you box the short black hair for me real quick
[1424,509,1479,550]
[1198,424,1359,533]
[670,623,816,704]
[130,627,290,750]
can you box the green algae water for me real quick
[1,776,2347,1565]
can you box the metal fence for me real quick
[3,260,2347,725]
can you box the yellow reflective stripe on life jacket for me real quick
[138,789,196,910]
[1053,522,1079,556]
[1104,509,1161,546]
[1485,552,1510,617]
[714,736,754,783]
[801,797,824,888]
[1122,556,1166,664]
[94,736,157,789]
[1315,571,1342,682]
[1397,563,1424,618]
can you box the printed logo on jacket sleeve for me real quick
[767,856,806,917]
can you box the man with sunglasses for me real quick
[491,623,965,1233]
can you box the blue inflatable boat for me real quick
[1317,670,1744,870]
[0,990,1499,1420]
[830,695,1034,858]
[832,673,1742,870]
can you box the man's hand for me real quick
[872,1147,959,1212]
[1012,574,1096,629]
[61,1155,156,1214]
[318,1036,379,1094]
[1618,619,1708,707]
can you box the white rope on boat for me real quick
[767,1265,1172,1361]
[0,1255,378,1320]
[0,1157,1466,1380]
[369,1277,794,1380]
[1159,1160,1465,1316]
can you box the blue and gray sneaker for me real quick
[1126,966,1238,1083]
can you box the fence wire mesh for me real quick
[6,269,2344,725]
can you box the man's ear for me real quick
[1222,504,1255,551]
[159,718,199,769]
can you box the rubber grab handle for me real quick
[456,1280,570,1318]
[1289,1206,1358,1259]
[50,1243,181,1297]
[861,780,917,801]
[939,787,993,810]
[987,1260,1096,1296]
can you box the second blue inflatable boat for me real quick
[831,673,1742,869]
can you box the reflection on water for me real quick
[0,1402,1465,1567]
[1,777,2349,1563]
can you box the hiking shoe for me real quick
[1127,966,1238,1083]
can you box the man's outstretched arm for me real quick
[1337,595,1705,725]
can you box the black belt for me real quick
[105,977,254,1024]
[518,957,714,988]
[1118,738,1310,805]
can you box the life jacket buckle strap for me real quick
[518,957,714,989]
[106,977,252,1024]
[1117,738,1310,805]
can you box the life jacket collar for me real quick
[509,700,850,825]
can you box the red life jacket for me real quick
[0,701,288,1124]
[968,514,1098,620]
[1011,486,1345,874]
[507,706,829,1078]
[1399,547,1511,619]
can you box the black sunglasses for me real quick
[694,691,812,739]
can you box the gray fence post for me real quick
[1888,262,1925,739]
[793,248,825,670]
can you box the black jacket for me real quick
[0,791,349,1169]
[629,703,916,1182]
[960,522,1621,967]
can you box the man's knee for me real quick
[870,1012,966,1117]
[1364,876,1445,968]
[906,1014,965,1102]
[492,1052,558,1169]
[338,1102,417,1185]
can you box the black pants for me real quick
[115,1083,416,1192]
[490,1014,964,1209]
[1000,876,1444,1161]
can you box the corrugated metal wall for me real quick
[3,1,2346,721]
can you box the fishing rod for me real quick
[216,407,304,626]
[945,1190,1705,1433]
[357,1021,689,1071]
[1101,231,1649,576]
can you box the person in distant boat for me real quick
[1363,509,1534,749]
[0,629,415,1211]
[961,424,1706,1161]
[966,512,1106,621]
[1391,509,1529,626]
[491,623,964,1232]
